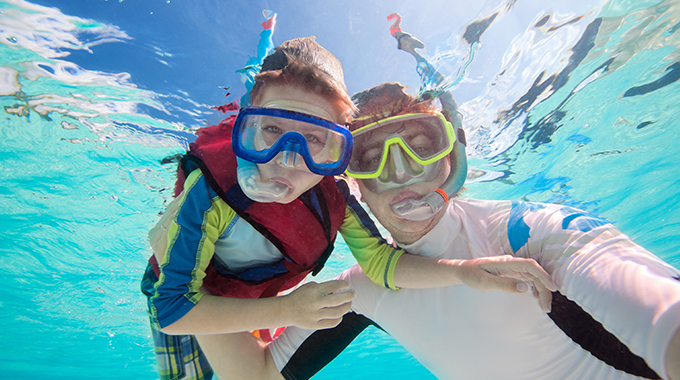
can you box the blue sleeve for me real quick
[149,170,230,329]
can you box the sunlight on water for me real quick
[1,0,679,378]
[463,0,680,268]
[0,1,189,376]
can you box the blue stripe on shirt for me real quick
[152,173,218,328]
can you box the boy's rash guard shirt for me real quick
[149,170,403,329]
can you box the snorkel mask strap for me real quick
[238,10,277,108]
[386,13,468,221]
[235,10,290,203]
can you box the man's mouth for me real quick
[390,190,422,205]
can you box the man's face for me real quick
[252,82,349,204]
[357,156,451,240]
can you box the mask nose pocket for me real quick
[280,150,299,168]
[379,145,425,184]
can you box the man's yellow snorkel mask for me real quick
[346,112,456,179]
[346,13,468,221]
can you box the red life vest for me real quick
[149,115,347,302]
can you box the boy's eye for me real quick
[263,125,283,134]
[305,134,322,144]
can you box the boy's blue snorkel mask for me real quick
[233,11,353,203]
[346,14,468,221]
[232,106,352,176]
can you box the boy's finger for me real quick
[324,288,355,305]
[316,317,343,330]
[498,260,557,291]
[317,280,351,294]
[320,301,352,319]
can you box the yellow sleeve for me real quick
[339,204,404,289]
[151,169,237,328]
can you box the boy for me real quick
[142,37,555,380]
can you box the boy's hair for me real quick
[349,82,439,131]
[250,37,356,121]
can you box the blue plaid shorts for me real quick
[142,264,214,380]
[150,323,214,380]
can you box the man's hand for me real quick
[455,256,558,312]
[281,280,355,330]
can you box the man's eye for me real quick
[361,149,382,168]
[408,136,434,155]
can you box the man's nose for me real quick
[378,145,425,184]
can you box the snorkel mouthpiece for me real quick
[391,192,447,221]
[237,157,290,203]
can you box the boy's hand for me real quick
[282,280,355,330]
[455,256,558,313]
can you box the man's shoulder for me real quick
[451,198,511,218]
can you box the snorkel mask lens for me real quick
[233,107,353,176]
[346,112,455,180]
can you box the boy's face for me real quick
[252,82,349,204]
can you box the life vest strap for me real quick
[180,154,290,258]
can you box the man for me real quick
[269,82,680,380]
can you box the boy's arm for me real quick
[162,280,354,335]
[151,170,354,335]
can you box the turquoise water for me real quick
[1,0,679,379]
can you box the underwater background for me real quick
[1,0,679,378]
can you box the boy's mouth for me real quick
[269,177,294,192]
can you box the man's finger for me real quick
[522,263,558,291]
[478,272,526,293]
[533,281,552,313]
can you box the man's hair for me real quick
[350,82,439,131]
[250,37,355,121]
